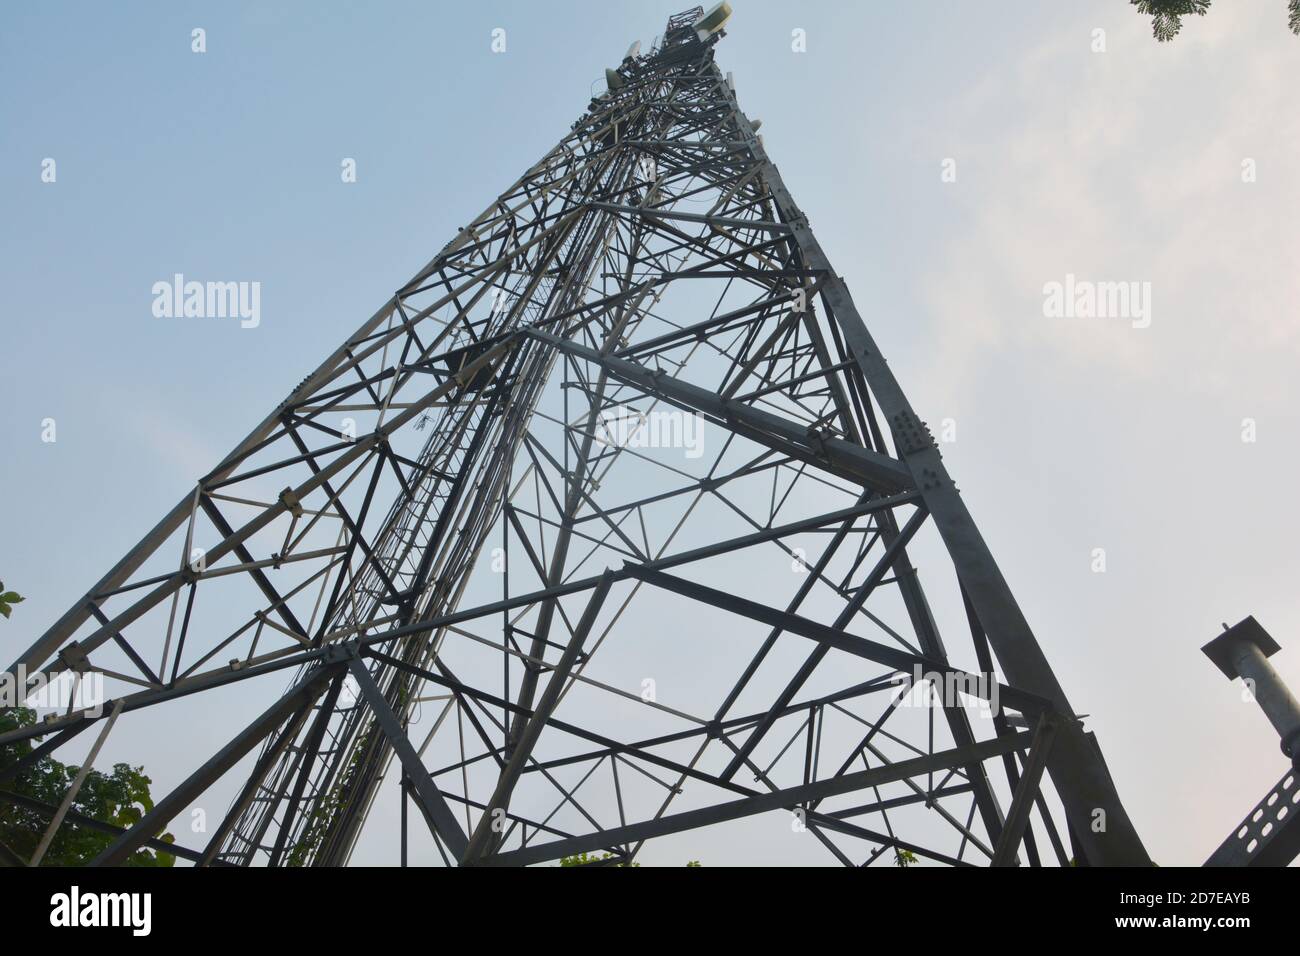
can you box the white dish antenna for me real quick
[694,2,733,41]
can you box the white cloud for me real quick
[921,9,1300,402]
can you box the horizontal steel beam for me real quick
[0,492,923,751]
[625,565,1050,717]
[526,327,915,493]
[475,731,1032,866]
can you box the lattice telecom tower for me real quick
[3,6,1152,867]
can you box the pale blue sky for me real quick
[4,1,1300,865]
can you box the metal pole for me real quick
[1203,616,1300,763]
[29,699,123,866]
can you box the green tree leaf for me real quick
[0,707,175,866]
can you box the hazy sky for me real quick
[3,1,1299,866]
